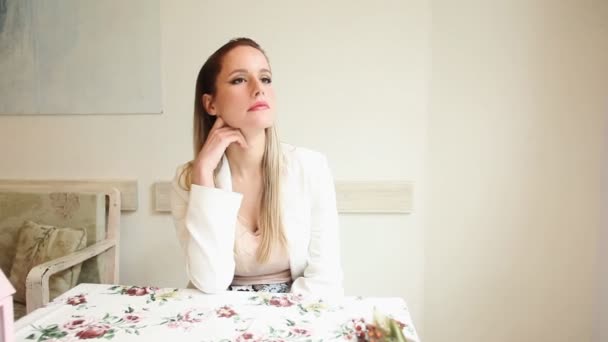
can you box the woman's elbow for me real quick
[186,264,233,294]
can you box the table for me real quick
[15,283,420,341]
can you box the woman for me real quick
[170,37,343,297]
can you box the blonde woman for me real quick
[170,38,343,296]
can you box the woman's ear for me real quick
[202,94,216,116]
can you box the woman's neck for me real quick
[226,128,265,179]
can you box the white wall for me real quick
[426,1,608,341]
[0,0,429,336]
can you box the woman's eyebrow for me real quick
[228,68,272,76]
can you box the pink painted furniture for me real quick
[0,269,15,342]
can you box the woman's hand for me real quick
[192,117,248,187]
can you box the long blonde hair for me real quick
[179,38,287,263]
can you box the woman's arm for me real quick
[290,154,344,297]
[170,165,242,293]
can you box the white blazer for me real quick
[170,144,344,297]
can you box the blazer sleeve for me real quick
[290,154,345,297]
[169,165,242,293]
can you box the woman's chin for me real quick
[239,121,274,135]
[248,117,275,130]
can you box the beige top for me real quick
[232,216,291,286]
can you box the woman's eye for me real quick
[261,77,272,84]
[230,77,246,85]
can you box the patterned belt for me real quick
[228,282,291,293]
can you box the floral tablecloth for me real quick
[15,283,420,342]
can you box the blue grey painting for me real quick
[0,0,161,114]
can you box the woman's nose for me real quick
[251,79,265,97]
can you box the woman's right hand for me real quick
[191,117,248,187]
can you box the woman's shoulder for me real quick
[173,161,190,174]
[281,142,328,166]
[172,161,192,178]
[172,161,193,192]
[281,143,332,185]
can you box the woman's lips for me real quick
[248,102,269,111]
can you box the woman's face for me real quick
[203,45,276,133]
